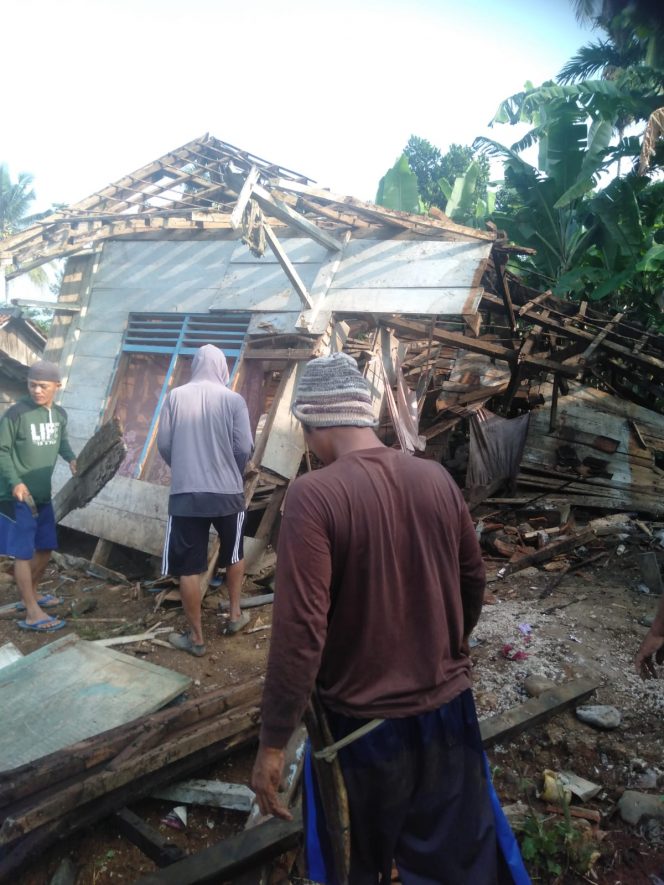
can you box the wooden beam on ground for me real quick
[133,810,303,885]
[263,223,314,309]
[480,677,599,747]
[113,808,187,867]
[498,527,595,577]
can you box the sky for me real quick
[4,0,596,301]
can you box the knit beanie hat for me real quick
[292,352,378,428]
[28,360,61,383]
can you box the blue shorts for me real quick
[0,501,58,560]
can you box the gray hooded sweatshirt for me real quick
[157,345,253,514]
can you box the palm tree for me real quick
[0,165,38,237]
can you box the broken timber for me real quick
[133,810,303,885]
[0,680,263,883]
[125,678,597,885]
[52,418,126,523]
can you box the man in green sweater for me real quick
[0,360,77,632]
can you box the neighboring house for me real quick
[0,309,46,414]
[0,136,496,558]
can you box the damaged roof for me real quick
[0,134,494,279]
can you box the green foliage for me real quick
[520,810,597,880]
[23,306,53,337]
[375,154,422,214]
[0,165,37,237]
[403,136,490,215]
[477,3,664,326]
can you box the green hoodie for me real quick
[0,397,76,504]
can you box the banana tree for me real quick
[375,154,422,214]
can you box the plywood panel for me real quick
[324,287,482,315]
[0,635,190,770]
[94,240,235,289]
[332,239,491,289]
[74,331,123,359]
[212,263,320,312]
[230,238,328,265]
[62,501,167,555]
[260,363,305,479]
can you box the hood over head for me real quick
[191,344,230,385]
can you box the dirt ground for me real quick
[1,525,663,885]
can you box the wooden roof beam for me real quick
[483,292,664,376]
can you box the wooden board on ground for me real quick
[133,809,303,885]
[479,676,599,747]
[0,634,190,771]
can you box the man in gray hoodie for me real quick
[158,344,253,656]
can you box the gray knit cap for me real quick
[28,360,61,383]
[292,352,378,428]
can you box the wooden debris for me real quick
[544,805,601,824]
[113,807,187,867]
[151,780,255,812]
[479,677,599,747]
[52,418,126,522]
[132,810,303,885]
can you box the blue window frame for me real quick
[113,312,251,482]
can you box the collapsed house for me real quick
[2,134,664,882]
[1,133,664,574]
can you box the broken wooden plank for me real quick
[518,290,551,317]
[556,426,620,454]
[113,807,187,867]
[0,679,263,809]
[151,780,255,813]
[230,166,260,230]
[578,311,624,365]
[52,419,126,522]
[385,316,577,377]
[246,182,343,252]
[263,223,313,309]
[498,528,595,577]
[0,719,259,884]
[133,810,303,885]
[484,292,664,376]
[479,677,599,747]
[0,704,261,845]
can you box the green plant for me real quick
[520,807,597,880]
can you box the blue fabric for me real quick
[0,500,58,559]
[484,756,531,885]
[304,744,328,884]
[303,690,529,885]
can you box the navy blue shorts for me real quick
[304,690,530,885]
[0,501,58,561]
[161,511,245,576]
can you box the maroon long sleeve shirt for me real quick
[260,446,486,749]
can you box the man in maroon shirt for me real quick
[251,352,527,884]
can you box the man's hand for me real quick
[635,630,664,679]
[251,745,292,821]
[70,459,77,476]
[12,483,29,502]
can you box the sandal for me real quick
[168,631,206,657]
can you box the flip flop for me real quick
[18,616,66,633]
[14,594,64,612]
